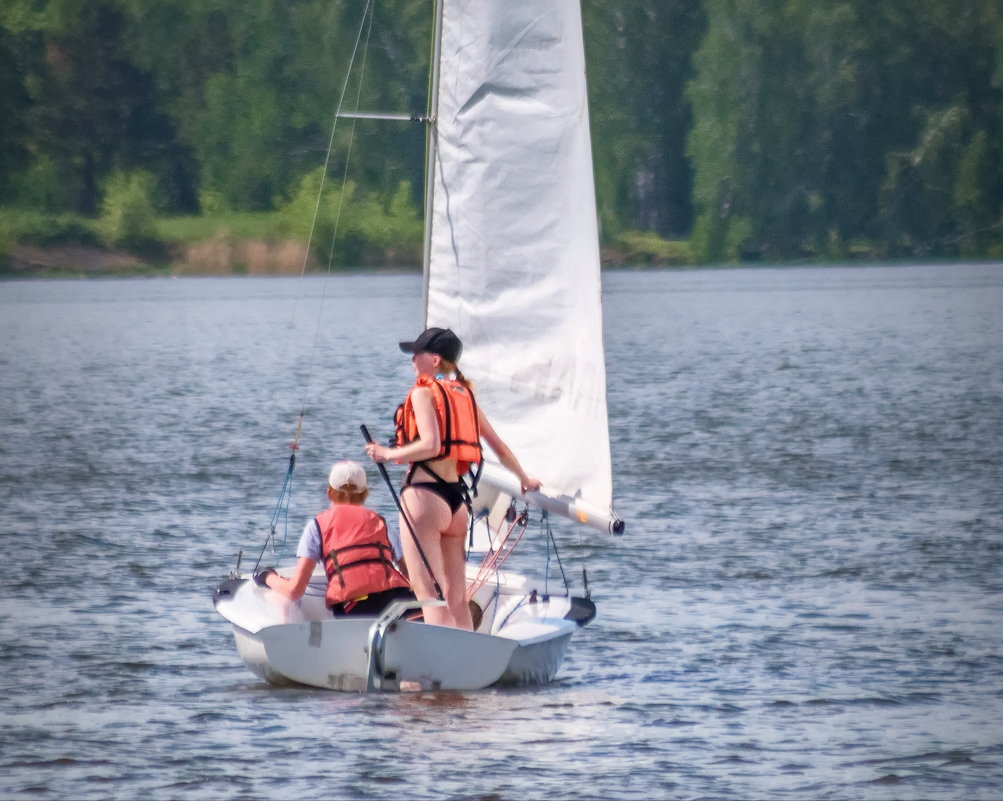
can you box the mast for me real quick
[420,0,446,325]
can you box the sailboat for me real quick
[213,0,623,692]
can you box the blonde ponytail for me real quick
[443,362,473,391]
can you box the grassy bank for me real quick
[0,199,750,279]
[0,209,421,276]
[2,208,699,277]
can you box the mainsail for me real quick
[424,0,616,532]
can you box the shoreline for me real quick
[4,243,1000,279]
[2,242,425,279]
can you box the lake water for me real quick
[1,263,1001,799]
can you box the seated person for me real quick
[254,461,414,616]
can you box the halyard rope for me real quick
[256,2,376,564]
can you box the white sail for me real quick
[425,0,615,529]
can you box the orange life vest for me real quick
[394,375,482,474]
[315,503,409,607]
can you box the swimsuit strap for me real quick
[404,462,472,514]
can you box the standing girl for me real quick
[365,327,540,629]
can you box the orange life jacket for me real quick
[315,503,409,607]
[394,375,482,474]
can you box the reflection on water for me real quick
[1,264,1002,799]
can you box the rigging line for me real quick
[316,1,375,281]
[291,0,377,432]
[465,507,528,601]
[296,0,374,282]
[542,510,570,596]
[255,451,297,570]
[249,3,374,561]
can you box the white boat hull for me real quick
[213,564,592,692]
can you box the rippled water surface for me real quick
[2,263,1002,799]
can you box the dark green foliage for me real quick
[584,1,706,240]
[687,0,1003,262]
[11,1,195,215]
[279,169,421,266]
[97,170,161,253]
[0,27,31,203]
[1,210,100,248]
[2,0,1001,263]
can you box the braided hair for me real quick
[441,360,474,392]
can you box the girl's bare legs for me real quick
[440,510,473,630]
[399,488,471,629]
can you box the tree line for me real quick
[2,0,1001,265]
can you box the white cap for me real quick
[328,461,367,491]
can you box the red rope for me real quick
[465,510,529,601]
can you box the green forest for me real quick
[2,0,1002,273]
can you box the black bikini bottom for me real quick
[403,463,470,515]
[405,480,467,515]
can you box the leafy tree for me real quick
[871,1,1003,256]
[124,0,429,213]
[97,169,159,251]
[325,0,430,210]
[16,0,194,214]
[584,1,706,240]
[279,167,421,266]
[685,0,749,261]
[687,0,1003,261]
[0,27,31,202]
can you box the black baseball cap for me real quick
[398,327,463,362]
